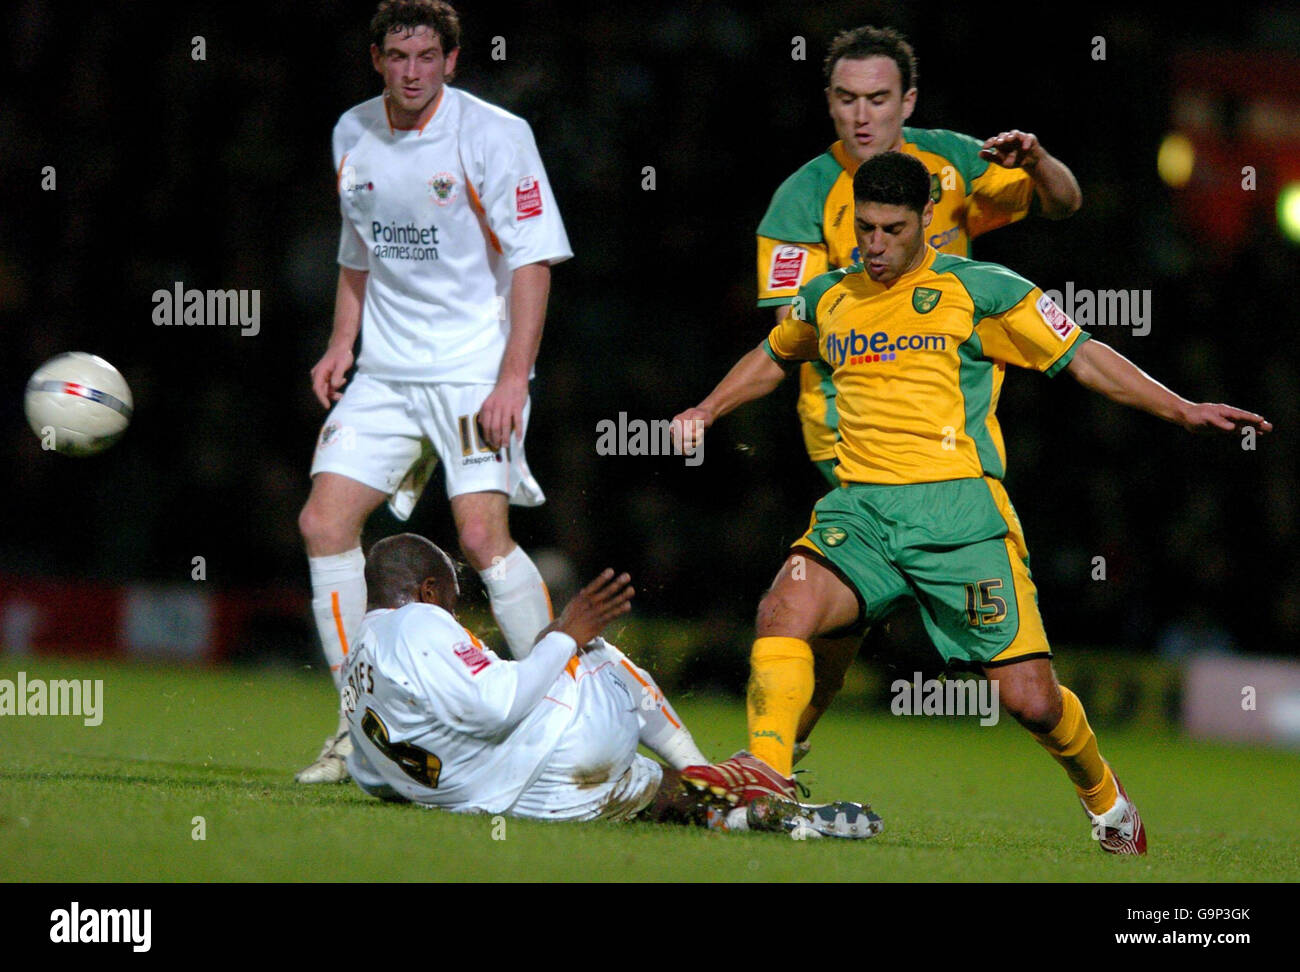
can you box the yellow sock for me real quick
[747,636,814,777]
[1032,686,1118,815]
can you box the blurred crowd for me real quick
[3,0,1296,658]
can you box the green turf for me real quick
[2,659,1298,882]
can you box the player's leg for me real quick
[598,641,708,770]
[299,472,388,680]
[905,478,1144,853]
[294,473,388,783]
[797,632,859,745]
[298,377,425,782]
[430,384,552,660]
[683,489,910,804]
[747,552,861,777]
[449,490,552,658]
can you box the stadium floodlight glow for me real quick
[1277,182,1300,245]
[1157,132,1195,188]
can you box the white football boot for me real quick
[294,713,353,784]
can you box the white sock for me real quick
[308,547,366,690]
[478,545,552,659]
[725,806,750,831]
[607,647,707,770]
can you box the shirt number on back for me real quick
[361,707,443,788]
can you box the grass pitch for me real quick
[2,658,1298,882]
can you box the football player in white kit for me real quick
[297,1,570,782]
[342,533,884,838]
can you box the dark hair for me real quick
[371,0,461,54]
[823,25,918,93]
[365,534,458,610]
[852,152,932,214]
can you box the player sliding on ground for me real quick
[340,533,883,839]
[672,152,1273,855]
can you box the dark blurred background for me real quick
[3,0,1297,673]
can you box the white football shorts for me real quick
[309,374,545,520]
[511,646,664,822]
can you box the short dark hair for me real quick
[371,0,461,54]
[852,152,932,215]
[365,534,458,610]
[823,25,918,93]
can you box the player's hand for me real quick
[670,407,713,453]
[310,343,354,409]
[554,569,634,647]
[1177,403,1273,435]
[479,376,528,451]
[979,130,1043,170]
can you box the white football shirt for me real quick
[333,86,573,383]
[342,603,579,812]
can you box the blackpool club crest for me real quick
[428,172,459,206]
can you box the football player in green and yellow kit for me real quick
[757,25,1083,751]
[674,153,1272,853]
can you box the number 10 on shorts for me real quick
[458,412,496,456]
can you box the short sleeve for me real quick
[473,118,573,271]
[332,119,370,270]
[764,311,820,363]
[755,154,841,306]
[757,237,830,306]
[966,164,1036,240]
[975,287,1089,375]
[337,216,369,270]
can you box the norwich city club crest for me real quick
[929,173,942,203]
[820,527,847,547]
[913,287,942,313]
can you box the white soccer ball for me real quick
[25,352,134,456]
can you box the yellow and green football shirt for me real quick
[756,129,1038,461]
[763,247,1087,486]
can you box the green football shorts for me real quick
[792,476,1052,667]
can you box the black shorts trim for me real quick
[981,650,1053,670]
[788,544,867,638]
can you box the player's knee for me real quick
[1000,685,1062,734]
[755,589,811,639]
[455,515,506,566]
[298,498,352,552]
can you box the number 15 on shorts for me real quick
[964,579,1007,626]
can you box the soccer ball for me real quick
[25,352,134,456]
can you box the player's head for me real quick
[365,533,461,613]
[823,26,918,164]
[851,152,934,284]
[370,1,461,121]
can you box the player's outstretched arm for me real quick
[310,266,368,408]
[489,570,635,732]
[979,130,1082,219]
[1066,339,1273,435]
[671,343,789,452]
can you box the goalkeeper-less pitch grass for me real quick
[2,658,1298,882]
